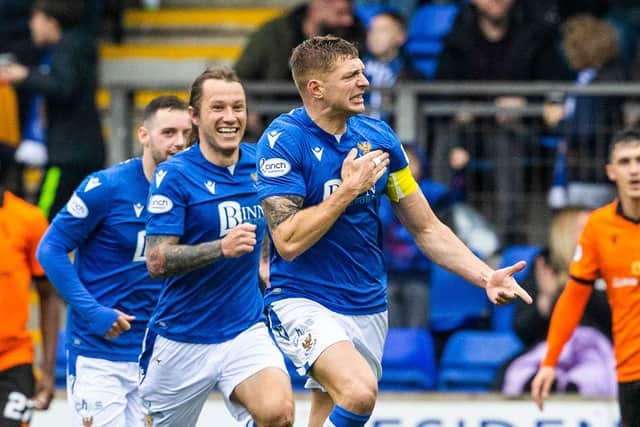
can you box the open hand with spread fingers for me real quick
[485,260,532,305]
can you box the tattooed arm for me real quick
[145,223,257,278]
[262,191,359,261]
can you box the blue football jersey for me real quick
[146,143,266,344]
[256,107,409,315]
[42,158,161,362]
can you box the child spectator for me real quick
[362,10,419,123]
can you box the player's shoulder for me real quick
[3,191,44,220]
[589,201,618,223]
[267,108,309,136]
[581,201,619,235]
[349,115,398,144]
[157,145,196,173]
[80,158,140,194]
[240,141,257,158]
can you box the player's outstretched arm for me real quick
[145,223,257,277]
[391,190,531,305]
[263,149,389,261]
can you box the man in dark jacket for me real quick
[235,0,366,82]
[432,0,569,244]
[0,0,105,220]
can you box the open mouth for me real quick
[217,126,240,134]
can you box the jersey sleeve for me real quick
[568,215,600,284]
[385,143,417,202]
[36,172,119,336]
[256,123,307,200]
[380,121,409,174]
[49,171,111,244]
[27,206,49,277]
[146,164,187,237]
[541,281,593,367]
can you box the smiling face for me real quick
[191,78,247,159]
[316,56,369,117]
[139,108,192,166]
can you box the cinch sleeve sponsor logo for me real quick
[259,158,291,177]
[148,195,173,214]
[67,193,89,218]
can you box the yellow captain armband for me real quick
[385,166,418,202]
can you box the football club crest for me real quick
[357,141,371,155]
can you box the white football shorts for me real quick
[267,297,388,389]
[67,352,143,427]
[138,322,287,426]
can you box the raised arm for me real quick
[262,149,389,261]
[145,222,257,278]
[391,190,531,305]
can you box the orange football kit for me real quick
[543,201,640,382]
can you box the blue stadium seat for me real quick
[429,263,490,333]
[404,3,459,79]
[380,328,437,391]
[438,330,523,391]
[491,245,542,332]
[55,329,66,388]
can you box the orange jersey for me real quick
[565,201,640,382]
[0,191,48,372]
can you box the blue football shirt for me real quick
[146,143,266,344]
[39,158,161,362]
[256,107,409,315]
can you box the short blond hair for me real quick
[289,35,359,93]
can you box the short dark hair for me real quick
[33,0,85,29]
[609,128,640,161]
[289,35,360,93]
[142,95,189,124]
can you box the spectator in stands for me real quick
[0,0,35,55]
[531,128,640,427]
[544,14,625,209]
[380,145,468,328]
[496,207,613,397]
[235,0,367,139]
[0,163,60,427]
[0,0,105,220]
[362,10,420,123]
[432,0,567,244]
